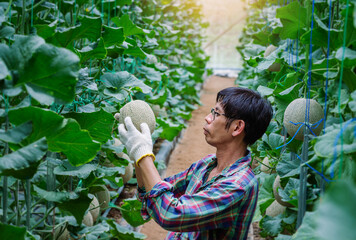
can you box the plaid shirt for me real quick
[138,153,258,240]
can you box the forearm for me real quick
[134,162,145,188]
[138,156,161,192]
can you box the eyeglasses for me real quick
[210,108,227,121]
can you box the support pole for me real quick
[297,126,309,228]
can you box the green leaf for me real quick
[349,90,356,112]
[79,37,107,63]
[102,26,125,46]
[58,191,92,225]
[260,214,283,236]
[107,219,146,240]
[0,58,10,80]
[0,223,26,240]
[137,65,162,82]
[120,199,149,227]
[123,46,148,59]
[0,121,32,144]
[9,107,100,166]
[50,16,102,48]
[335,47,356,68]
[19,43,79,105]
[314,120,356,158]
[102,71,152,100]
[64,109,114,144]
[0,138,47,179]
[33,185,79,202]
[277,154,301,178]
[293,180,356,240]
[111,14,146,37]
[49,118,101,166]
[34,24,56,39]
[54,160,97,179]
[275,1,307,39]
[257,86,274,97]
[156,118,184,141]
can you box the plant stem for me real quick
[4,0,13,16]
[30,206,56,230]
[25,0,47,12]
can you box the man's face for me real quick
[203,102,233,147]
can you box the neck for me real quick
[214,140,247,172]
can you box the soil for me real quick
[139,75,264,239]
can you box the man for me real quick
[118,87,273,240]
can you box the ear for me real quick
[231,119,245,137]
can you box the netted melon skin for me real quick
[119,100,156,134]
[283,98,323,140]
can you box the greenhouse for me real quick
[0,0,355,239]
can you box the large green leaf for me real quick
[335,47,356,68]
[58,191,92,225]
[123,46,148,59]
[64,109,114,144]
[0,138,47,179]
[79,37,107,63]
[102,26,125,46]
[50,16,102,48]
[48,118,101,166]
[314,120,356,158]
[0,58,10,80]
[9,107,100,166]
[119,199,150,227]
[34,185,78,202]
[18,43,79,105]
[111,14,146,37]
[102,71,152,100]
[293,180,356,240]
[0,223,26,240]
[276,154,301,178]
[54,160,97,179]
[0,121,32,144]
[107,219,146,240]
[275,1,307,39]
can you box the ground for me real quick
[138,75,263,239]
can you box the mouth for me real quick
[203,127,209,135]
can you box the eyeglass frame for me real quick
[210,108,228,121]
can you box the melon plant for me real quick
[117,100,156,134]
[89,196,100,222]
[273,175,293,207]
[283,98,324,141]
[266,200,286,217]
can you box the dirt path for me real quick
[140,75,237,239]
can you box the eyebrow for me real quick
[215,106,223,113]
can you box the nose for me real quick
[205,112,213,124]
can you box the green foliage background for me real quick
[0,0,209,239]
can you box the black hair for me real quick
[216,87,273,145]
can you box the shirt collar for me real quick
[210,150,251,177]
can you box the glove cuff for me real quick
[132,146,155,165]
[136,153,155,166]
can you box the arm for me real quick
[142,177,258,232]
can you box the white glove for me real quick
[118,117,155,165]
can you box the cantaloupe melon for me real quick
[89,195,100,222]
[82,212,93,227]
[260,157,276,174]
[264,45,280,72]
[151,104,168,118]
[54,226,70,240]
[283,98,323,141]
[273,175,293,207]
[266,200,286,217]
[122,162,134,184]
[94,185,110,212]
[118,100,156,134]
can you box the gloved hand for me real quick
[118,117,155,166]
